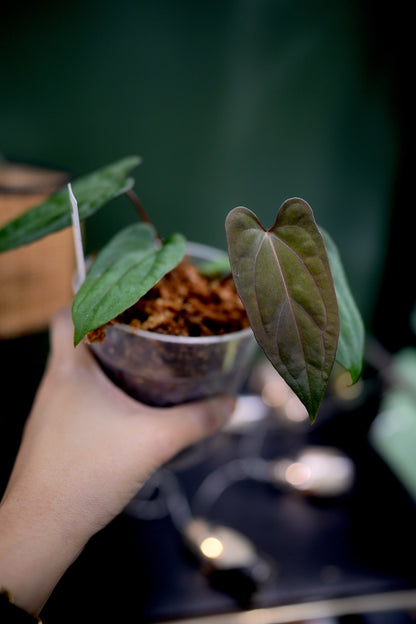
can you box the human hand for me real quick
[0,307,235,614]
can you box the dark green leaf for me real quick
[321,228,364,383]
[0,156,141,252]
[225,198,340,422]
[72,223,186,345]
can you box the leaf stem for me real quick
[125,189,162,241]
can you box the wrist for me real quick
[0,492,85,614]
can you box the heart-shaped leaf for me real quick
[225,198,340,422]
[321,228,364,383]
[0,155,141,252]
[72,222,186,345]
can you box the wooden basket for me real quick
[0,162,74,338]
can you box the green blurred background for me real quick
[0,0,411,343]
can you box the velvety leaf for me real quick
[321,228,364,383]
[72,223,186,345]
[0,156,141,252]
[225,198,340,422]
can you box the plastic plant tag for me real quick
[68,183,86,291]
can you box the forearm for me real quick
[0,309,234,616]
[0,489,86,615]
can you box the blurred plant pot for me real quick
[89,243,257,406]
[0,161,73,338]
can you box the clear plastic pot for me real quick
[89,243,257,406]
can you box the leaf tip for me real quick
[73,329,83,347]
[308,410,318,425]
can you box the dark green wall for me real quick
[1,1,400,325]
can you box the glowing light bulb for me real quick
[285,462,312,487]
[271,446,355,497]
[333,371,363,400]
[200,536,224,559]
[284,395,308,422]
[183,518,273,597]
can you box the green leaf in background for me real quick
[72,223,186,345]
[369,348,416,502]
[321,228,364,383]
[0,155,141,252]
[198,254,231,278]
[225,198,340,423]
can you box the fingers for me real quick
[146,396,236,464]
[170,395,235,437]
[47,306,236,462]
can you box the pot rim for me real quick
[105,321,253,345]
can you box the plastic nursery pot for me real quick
[0,162,72,338]
[88,243,257,407]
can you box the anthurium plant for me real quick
[0,156,364,422]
